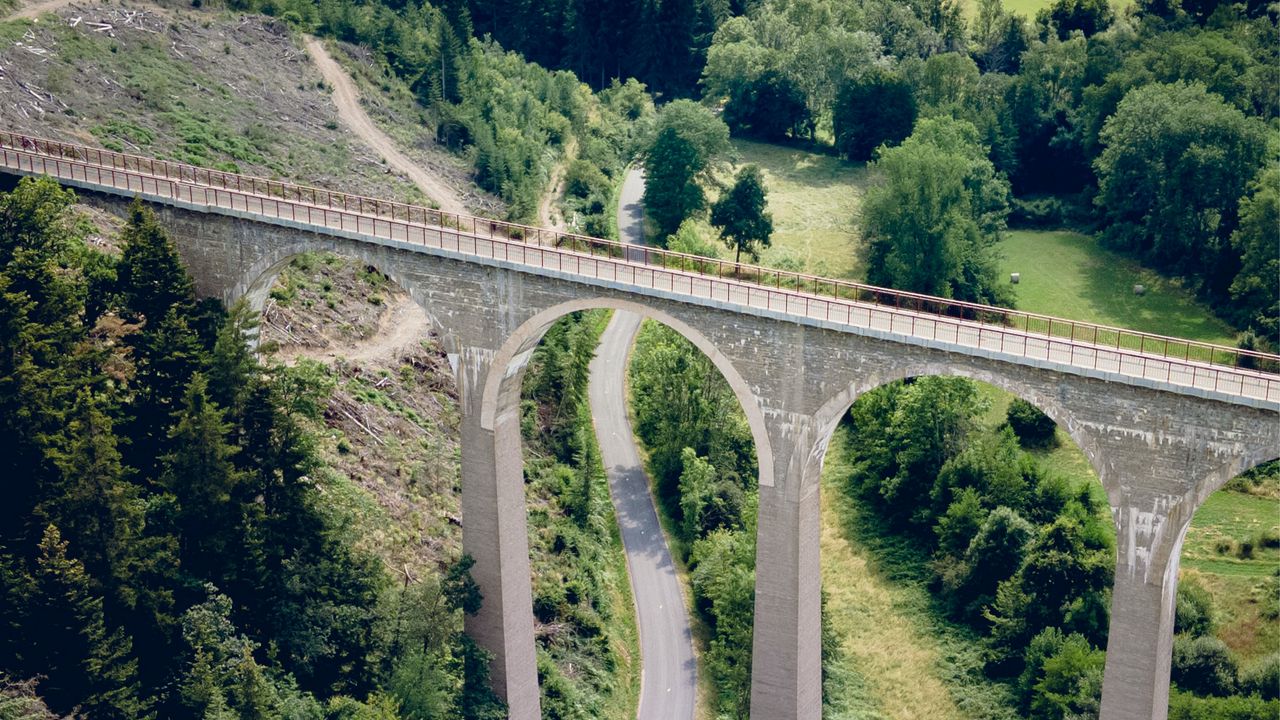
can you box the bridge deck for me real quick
[1,133,1276,407]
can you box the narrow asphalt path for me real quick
[588,167,697,720]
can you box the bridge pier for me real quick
[457,345,541,719]
[750,418,824,720]
[1099,487,1194,720]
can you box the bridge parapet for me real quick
[1,131,1277,407]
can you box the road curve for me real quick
[588,167,697,720]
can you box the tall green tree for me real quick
[1094,81,1269,302]
[833,69,917,161]
[116,201,196,328]
[30,525,147,720]
[711,165,774,266]
[641,100,732,239]
[1227,166,1278,341]
[40,390,144,614]
[862,116,1013,305]
[161,374,243,586]
[0,179,87,548]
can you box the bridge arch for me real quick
[808,361,1101,499]
[480,296,775,488]
[236,240,458,355]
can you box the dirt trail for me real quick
[275,292,431,365]
[538,137,576,231]
[304,36,467,216]
[8,0,82,20]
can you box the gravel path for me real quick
[304,35,467,216]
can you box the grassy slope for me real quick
[821,426,1021,719]
[727,139,868,279]
[0,5,436,204]
[999,230,1237,345]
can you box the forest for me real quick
[0,179,505,718]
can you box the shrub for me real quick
[1171,635,1239,696]
[564,160,608,199]
[1007,399,1058,449]
[1237,540,1255,559]
[1167,688,1280,720]
[1238,653,1280,700]
[1174,580,1215,638]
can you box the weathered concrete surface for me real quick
[65,186,1280,720]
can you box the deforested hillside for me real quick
[0,0,497,211]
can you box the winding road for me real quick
[588,167,697,720]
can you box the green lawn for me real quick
[821,426,1020,720]
[999,230,1238,346]
[727,139,868,280]
[957,0,1131,19]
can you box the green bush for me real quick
[1238,653,1280,700]
[1172,635,1239,697]
[1006,399,1058,449]
[1174,580,1216,638]
[1167,688,1280,720]
[564,160,608,199]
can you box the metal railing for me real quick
[1,133,1276,404]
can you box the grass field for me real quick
[999,230,1237,346]
[821,426,1021,719]
[727,139,868,280]
[957,0,1130,20]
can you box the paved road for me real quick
[588,167,697,720]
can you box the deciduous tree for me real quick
[711,165,774,265]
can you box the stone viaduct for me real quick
[1,137,1277,720]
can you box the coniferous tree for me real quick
[206,300,259,422]
[116,201,195,328]
[128,307,206,482]
[30,525,146,720]
[117,204,206,482]
[40,390,143,614]
[162,374,243,587]
[0,179,87,548]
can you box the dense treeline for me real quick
[698,0,1277,342]
[519,311,638,718]
[0,178,504,718]
[839,378,1280,717]
[841,378,1115,716]
[462,0,736,98]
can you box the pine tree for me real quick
[31,525,147,720]
[161,374,243,586]
[0,179,88,549]
[40,390,144,614]
[128,307,206,482]
[116,201,195,327]
[206,300,259,422]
